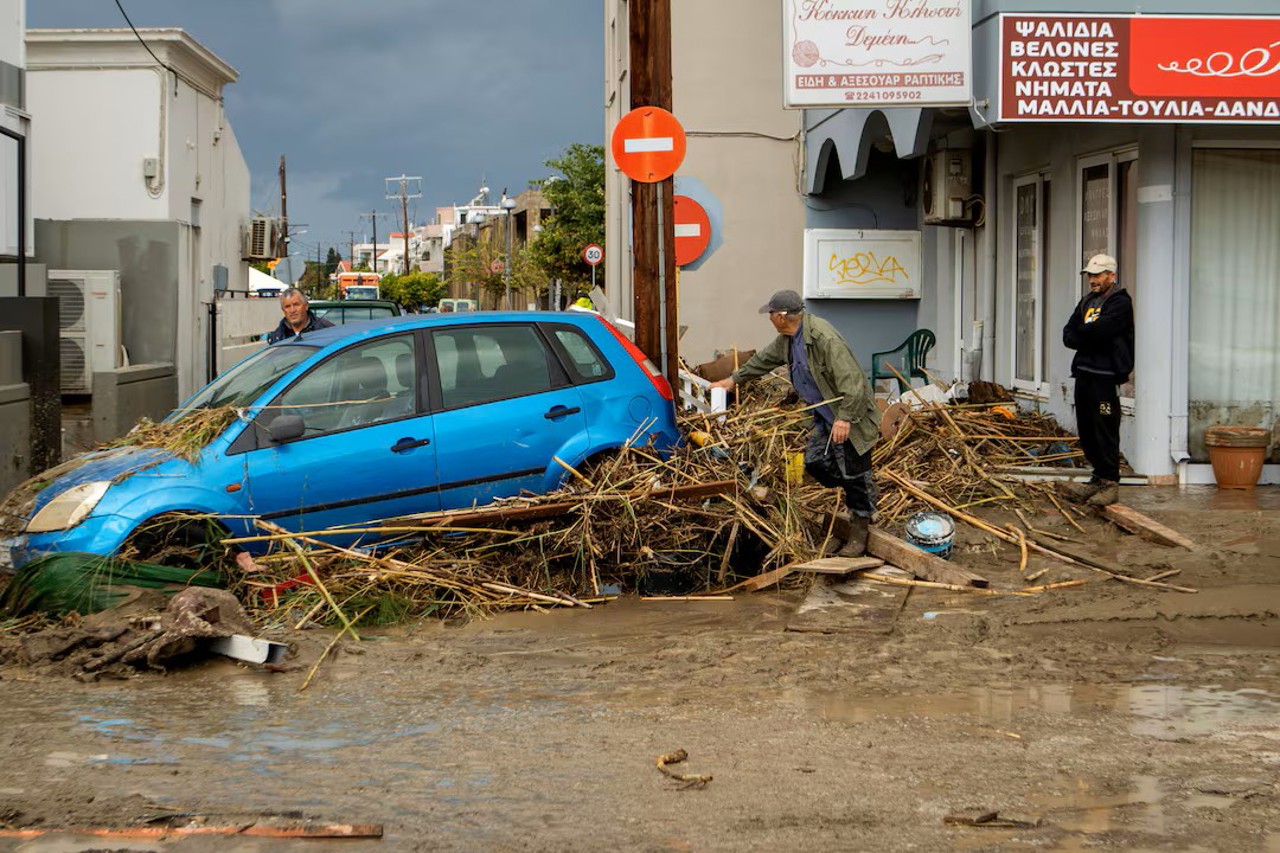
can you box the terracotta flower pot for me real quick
[1204,426,1270,490]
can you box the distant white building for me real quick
[25,27,251,399]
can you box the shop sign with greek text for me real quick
[784,0,972,109]
[803,229,921,300]
[999,14,1280,123]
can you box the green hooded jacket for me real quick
[730,312,879,456]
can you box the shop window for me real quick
[1077,150,1138,399]
[1013,175,1051,391]
[1189,147,1280,460]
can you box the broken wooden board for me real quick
[1103,504,1196,550]
[792,556,884,575]
[786,575,909,635]
[867,527,989,589]
[718,563,796,593]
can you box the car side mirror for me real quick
[268,414,305,443]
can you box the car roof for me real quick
[278,310,604,348]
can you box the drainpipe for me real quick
[980,128,997,381]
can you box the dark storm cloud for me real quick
[27,0,603,254]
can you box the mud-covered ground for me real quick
[2,486,1280,852]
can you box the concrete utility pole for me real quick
[629,0,679,391]
[386,175,423,275]
[276,155,289,258]
[359,211,378,273]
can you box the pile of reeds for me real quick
[106,405,242,461]
[217,378,1091,628]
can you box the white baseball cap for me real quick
[1081,253,1117,274]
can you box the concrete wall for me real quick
[35,218,181,368]
[92,363,177,443]
[0,296,59,473]
[0,329,31,494]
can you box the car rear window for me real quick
[314,305,397,324]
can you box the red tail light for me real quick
[597,316,673,400]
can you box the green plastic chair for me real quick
[870,329,936,394]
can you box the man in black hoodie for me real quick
[1061,253,1134,507]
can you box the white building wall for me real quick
[27,67,167,221]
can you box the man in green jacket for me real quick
[710,290,879,556]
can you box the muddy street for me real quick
[2,487,1280,852]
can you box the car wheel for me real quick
[118,512,231,570]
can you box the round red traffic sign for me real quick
[611,107,686,183]
[673,195,711,267]
[582,244,604,266]
[489,259,504,274]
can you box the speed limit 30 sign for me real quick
[582,244,604,266]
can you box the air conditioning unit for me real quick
[243,217,277,260]
[922,148,973,225]
[47,270,122,395]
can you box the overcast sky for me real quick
[28,0,604,261]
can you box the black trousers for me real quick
[1073,372,1121,483]
[803,417,877,519]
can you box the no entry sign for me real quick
[582,244,604,266]
[611,107,686,183]
[673,195,711,267]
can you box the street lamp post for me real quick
[501,190,517,309]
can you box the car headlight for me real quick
[26,481,112,533]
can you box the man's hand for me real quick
[709,377,735,392]
[831,419,850,444]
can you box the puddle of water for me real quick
[806,682,1280,739]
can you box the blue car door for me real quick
[430,323,588,509]
[240,331,440,534]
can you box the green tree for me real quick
[526,143,605,295]
[381,271,448,311]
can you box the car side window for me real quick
[551,327,608,380]
[433,325,553,408]
[269,334,417,436]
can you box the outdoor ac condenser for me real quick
[922,149,973,225]
[47,270,122,395]
[243,217,277,260]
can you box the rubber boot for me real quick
[1086,480,1119,507]
[1057,479,1102,502]
[837,515,869,558]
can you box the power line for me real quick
[112,0,209,96]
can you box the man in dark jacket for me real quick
[266,288,334,344]
[1061,254,1134,507]
[710,290,879,556]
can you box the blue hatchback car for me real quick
[6,312,679,566]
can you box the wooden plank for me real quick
[792,556,885,575]
[866,527,990,589]
[785,576,908,635]
[718,564,796,593]
[1103,504,1196,550]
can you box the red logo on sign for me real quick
[611,107,687,183]
[1130,17,1280,98]
[672,196,711,267]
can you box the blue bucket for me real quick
[904,511,955,560]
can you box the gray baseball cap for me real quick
[759,289,804,314]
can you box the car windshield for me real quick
[177,344,317,416]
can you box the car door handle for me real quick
[544,406,582,419]
[391,437,431,453]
